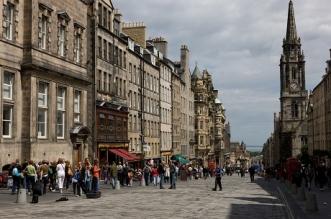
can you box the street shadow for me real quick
[227,177,289,219]
[228,203,287,219]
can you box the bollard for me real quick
[141,177,145,187]
[16,188,27,204]
[115,180,120,190]
[297,187,306,201]
[305,192,319,212]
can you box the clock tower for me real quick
[279,0,308,158]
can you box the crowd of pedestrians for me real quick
[5,157,247,203]
[8,157,101,203]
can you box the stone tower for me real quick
[279,0,308,159]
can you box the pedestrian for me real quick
[249,166,255,182]
[212,165,223,191]
[304,164,314,191]
[39,160,49,195]
[143,164,151,186]
[317,161,327,191]
[117,162,123,186]
[122,163,128,186]
[56,158,66,194]
[164,164,170,183]
[102,162,109,184]
[110,161,118,189]
[127,166,134,187]
[158,162,165,189]
[65,160,73,191]
[169,161,177,189]
[11,161,21,195]
[48,161,56,192]
[84,158,92,192]
[72,165,81,196]
[91,159,100,193]
[151,165,159,186]
[25,160,37,195]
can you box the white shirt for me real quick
[56,163,66,177]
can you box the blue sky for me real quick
[114,0,331,147]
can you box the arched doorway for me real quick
[70,125,90,166]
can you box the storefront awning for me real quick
[109,149,140,162]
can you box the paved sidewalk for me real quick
[270,179,331,219]
[0,176,289,219]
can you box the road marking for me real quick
[277,186,295,219]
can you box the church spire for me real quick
[286,0,298,42]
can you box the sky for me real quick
[114,0,331,148]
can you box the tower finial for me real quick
[286,0,297,42]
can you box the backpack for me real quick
[12,167,20,177]
[48,167,53,175]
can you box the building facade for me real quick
[279,0,308,159]
[306,52,331,156]
[174,46,195,159]
[214,95,226,166]
[0,0,91,167]
[149,37,173,163]
[87,0,130,164]
[191,66,218,165]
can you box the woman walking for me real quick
[56,158,66,194]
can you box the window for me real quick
[74,32,81,63]
[3,72,14,100]
[98,37,102,57]
[41,15,48,49]
[2,105,12,138]
[103,72,107,92]
[103,7,107,27]
[4,3,14,40]
[58,24,65,56]
[103,39,107,60]
[98,70,102,90]
[38,82,48,138]
[74,90,81,123]
[98,3,102,24]
[57,87,66,139]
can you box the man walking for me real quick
[212,165,223,191]
[169,161,177,189]
[249,166,255,182]
[158,162,165,189]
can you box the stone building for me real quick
[214,95,226,166]
[0,0,91,167]
[171,64,182,156]
[87,0,132,164]
[122,23,161,162]
[306,51,331,156]
[174,46,195,159]
[191,66,217,166]
[279,0,308,159]
[148,37,173,163]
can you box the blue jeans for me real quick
[159,174,164,188]
[171,173,176,189]
[111,176,117,189]
[92,177,99,192]
[144,173,150,186]
[12,176,20,193]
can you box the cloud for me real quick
[114,0,331,147]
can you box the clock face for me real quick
[290,82,298,91]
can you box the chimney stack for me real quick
[180,45,189,72]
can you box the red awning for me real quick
[109,149,140,162]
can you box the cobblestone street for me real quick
[0,175,289,219]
